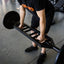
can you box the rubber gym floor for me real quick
[0,0,64,64]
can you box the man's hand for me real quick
[19,24,23,29]
[36,35,46,43]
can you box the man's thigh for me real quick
[31,15,39,29]
[31,10,54,34]
[45,10,54,34]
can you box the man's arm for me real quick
[19,5,26,26]
[36,9,46,41]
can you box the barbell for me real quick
[3,11,64,64]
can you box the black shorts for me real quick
[31,10,54,34]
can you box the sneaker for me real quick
[37,53,47,64]
[25,46,38,52]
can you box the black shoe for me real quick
[25,46,38,52]
[37,53,47,64]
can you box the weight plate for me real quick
[3,11,20,29]
[55,45,64,64]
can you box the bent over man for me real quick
[17,0,54,64]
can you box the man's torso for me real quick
[18,0,54,16]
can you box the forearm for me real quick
[40,13,46,37]
[20,5,26,25]
[36,9,46,37]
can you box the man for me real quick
[17,0,54,64]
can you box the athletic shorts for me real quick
[31,9,54,34]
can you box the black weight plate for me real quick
[3,11,20,29]
[55,45,64,64]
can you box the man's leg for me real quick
[25,15,39,52]
[31,30,37,47]
[31,15,46,54]
[25,9,54,63]
[37,8,55,64]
